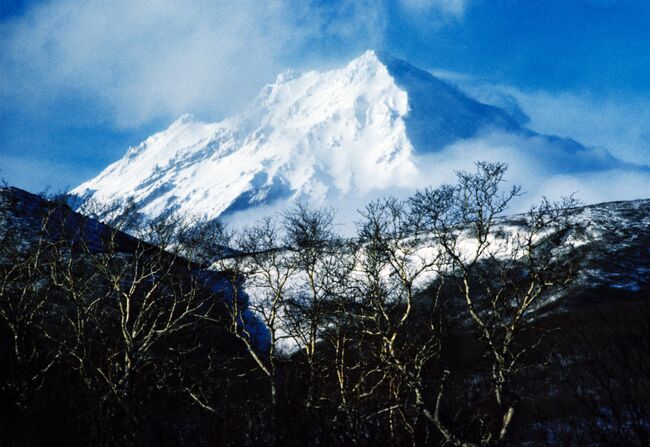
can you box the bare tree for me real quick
[0,200,60,416]
[409,161,581,445]
[35,205,236,443]
[0,161,591,446]
[344,196,446,444]
[281,202,341,409]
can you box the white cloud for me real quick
[0,0,470,131]
[0,0,387,127]
[244,128,650,234]
[504,90,650,165]
[411,130,650,212]
[398,0,468,18]
[432,72,650,166]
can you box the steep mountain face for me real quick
[71,50,642,225]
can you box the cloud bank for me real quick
[0,0,389,127]
[225,127,650,235]
[413,131,650,210]
[433,72,650,167]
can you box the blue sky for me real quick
[1,0,649,193]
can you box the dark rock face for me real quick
[575,199,650,297]
[496,198,650,308]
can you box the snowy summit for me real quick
[71,50,644,225]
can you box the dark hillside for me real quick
[1,185,648,446]
[0,187,266,446]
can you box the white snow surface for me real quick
[71,51,521,224]
[71,50,645,227]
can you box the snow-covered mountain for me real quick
[71,50,646,226]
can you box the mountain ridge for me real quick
[71,50,648,226]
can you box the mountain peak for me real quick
[342,49,411,81]
[71,52,637,229]
[347,49,384,68]
[348,50,437,82]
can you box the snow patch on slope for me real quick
[73,51,425,223]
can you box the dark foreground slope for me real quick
[1,186,648,446]
[497,198,650,310]
[435,199,650,445]
[0,187,267,447]
[532,199,650,445]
